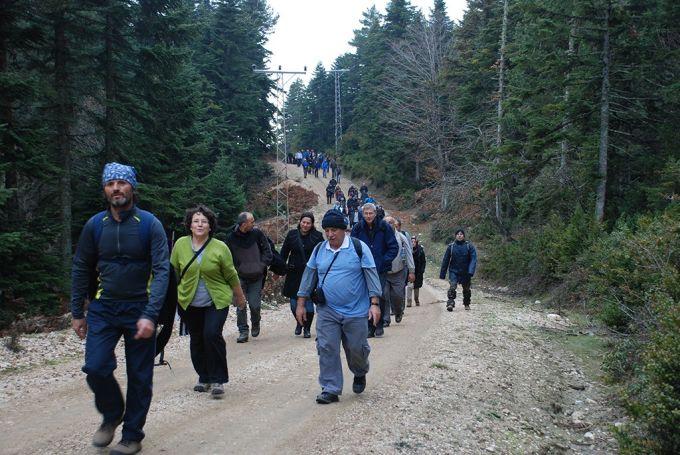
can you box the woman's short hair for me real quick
[184,204,217,236]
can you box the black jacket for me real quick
[226,227,273,281]
[413,244,426,289]
[279,228,324,298]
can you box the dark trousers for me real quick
[368,272,387,334]
[183,305,229,384]
[83,299,155,442]
[448,273,472,306]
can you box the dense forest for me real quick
[1,0,678,451]
[284,0,679,452]
[1,0,275,322]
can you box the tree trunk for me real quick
[495,0,509,225]
[0,16,16,197]
[415,158,420,183]
[559,17,576,184]
[104,3,116,161]
[595,2,610,223]
[54,11,73,281]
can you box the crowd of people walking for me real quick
[70,161,476,454]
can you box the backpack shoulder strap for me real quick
[351,237,363,260]
[91,210,109,247]
[312,241,325,260]
[133,208,155,253]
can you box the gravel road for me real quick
[0,164,622,454]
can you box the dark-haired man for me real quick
[227,212,273,343]
[439,229,477,311]
[71,162,170,455]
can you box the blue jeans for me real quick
[316,305,370,395]
[83,299,155,442]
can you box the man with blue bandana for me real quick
[70,162,169,455]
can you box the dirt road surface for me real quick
[0,163,622,454]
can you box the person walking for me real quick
[278,212,324,338]
[350,203,399,338]
[359,183,369,202]
[407,236,426,307]
[226,212,273,342]
[347,195,360,228]
[70,163,169,455]
[325,182,335,205]
[383,217,415,325]
[295,151,303,166]
[171,205,247,399]
[296,210,382,404]
[322,159,329,178]
[439,228,478,311]
[302,158,310,178]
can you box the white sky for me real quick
[265,1,468,82]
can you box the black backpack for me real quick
[267,236,288,276]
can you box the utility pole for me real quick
[253,65,306,243]
[329,69,349,156]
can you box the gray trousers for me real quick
[316,304,370,395]
[383,268,407,324]
[237,278,262,333]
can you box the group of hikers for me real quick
[288,149,342,180]
[70,162,477,454]
[326,180,384,229]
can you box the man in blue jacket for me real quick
[351,202,399,337]
[439,228,477,311]
[71,163,170,455]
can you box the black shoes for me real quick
[251,324,260,337]
[294,323,302,336]
[375,326,384,337]
[353,375,366,394]
[384,320,391,327]
[303,327,311,338]
[464,305,471,311]
[446,303,454,312]
[367,328,375,338]
[237,332,249,343]
[316,391,339,404]
[395,313,403,323]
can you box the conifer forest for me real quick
[1,0,678,452]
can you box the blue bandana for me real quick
[102,162,137,188]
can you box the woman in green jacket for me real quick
[170,205,246,399]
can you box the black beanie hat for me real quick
[455,228,466,236]
[322,209,347,229]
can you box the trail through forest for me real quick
[0,163,622,454]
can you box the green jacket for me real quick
[170,236,240,310]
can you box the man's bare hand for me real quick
[295,298,307,326]
[72,318,87,339]
[134,318,155,340]
[408,273,415,283]
[368,305,381,327]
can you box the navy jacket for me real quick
[439,240,477,280]
[350,218,399,274]
[71,207,170,322]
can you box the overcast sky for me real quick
[265,1,468,82]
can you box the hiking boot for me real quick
[352,375,366,394]
[367,329,375,339]
[211,383,224,399]
[395,313,403,323]
[446,303,454,312]
[415,300,420,306]
[375,326,384,337]
[303,327,311,338]
[294,323,302,336]
[92,418,122,448]
[193,382,210,392]
[406,301,412,308]
[251,324,260,338]
[464,305,471,311]
[109,439,142,455]
[315,391,339,404]
[384,321,391,327]
[237,332,249,343]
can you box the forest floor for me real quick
[0,163,624,454]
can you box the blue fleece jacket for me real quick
[70,206,170,322]
[350,218,399,274]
